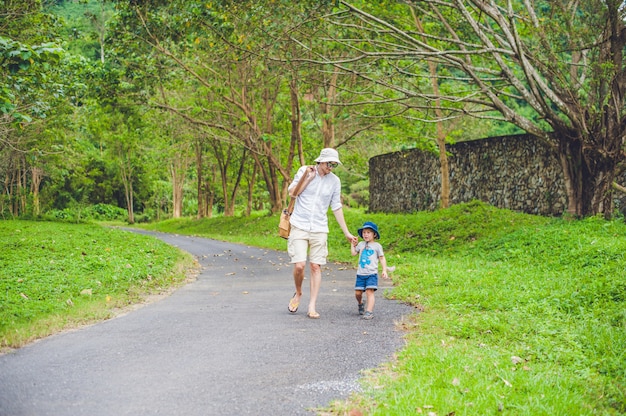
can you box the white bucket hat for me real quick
[314,148,342,164]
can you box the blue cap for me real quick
[357,221,380,239]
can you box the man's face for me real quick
[319,161,338,174]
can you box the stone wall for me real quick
[369,134,569,216]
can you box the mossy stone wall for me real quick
[369,134,568,215]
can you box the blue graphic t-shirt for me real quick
[355,241,384,275]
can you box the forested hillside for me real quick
[2,1,625,222]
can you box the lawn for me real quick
[0,220,194,350]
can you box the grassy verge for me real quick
[137,201,625,415]
[338,215,626,415]
[0,220,195,350]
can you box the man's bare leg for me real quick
[308,263,322,316]
[291,261,306,304]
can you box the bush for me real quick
[346,179,370,208]
[40,204,127,223]
[87,204,128,221]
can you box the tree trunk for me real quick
[170,164,184,218]
[118,152,135,224]
[19,161,26,215]
[321,68,339,148]
[428,65,450,209]
[246,161,258,216]
[558,132,618,218]
[283,75,304,210]
[205,164,216,218]
[169,142,191,219]
[127,186,134,224]
[30,166,43,216]
[195,138,207,219]
[411,9,450,209]
[583,150,617,219]
[437,123,450,209]
[225,149,246,217]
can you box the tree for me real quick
[0,1,63,125]
[108,1,311,214]
[0,1,69,217]
[84,0,113,63]
[107,0,406,215]
[304,0,626,217]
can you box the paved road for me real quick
[0,230,413,416]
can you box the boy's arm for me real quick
[350,240,358,256]
[380,254,389,279]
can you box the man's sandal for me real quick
[288,293,299,313]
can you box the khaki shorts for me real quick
[288,226,328,265]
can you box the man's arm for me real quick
[288,166,315,198]
[332,207,357,245]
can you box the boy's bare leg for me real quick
[365,288,376,312]
[355,290,363,305]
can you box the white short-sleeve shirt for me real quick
[288,165,342,233]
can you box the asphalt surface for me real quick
[0,230,414,416]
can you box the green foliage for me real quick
[42,203,128,222]
[0,0,65,123]
[0,220,193,349]
[3,0,624,224]
[0,36,63,121]
[47,0,114,61]
[345,179,369,208]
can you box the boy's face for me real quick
[362,229,375,241]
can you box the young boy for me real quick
[351,221,388,320]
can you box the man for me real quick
[286,148,357,319]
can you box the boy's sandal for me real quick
[288,293,299,314]
[363,311,374,320]
[306,311,320,319]
[358,302,365,315]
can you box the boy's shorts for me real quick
[355,274,378,291]
[288,226,328,265]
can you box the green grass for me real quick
[0,220,194,350]
[2,201,625,414]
